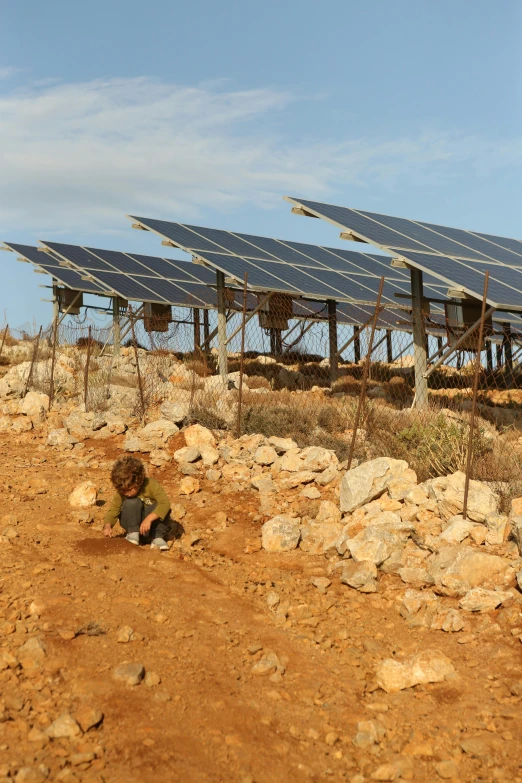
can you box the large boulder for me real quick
[184,424,216,449]
[261,515,301,552]
[47,429,78,450]
[375,650,455,693]
[69,481,97,509]
[340,458,410,513]
[428,545,515,589]
[160,401,188,424]
[20,391,49,422]
[436,472,498,523]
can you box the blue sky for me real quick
[1,0,521,324]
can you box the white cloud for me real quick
[0,74,520,236]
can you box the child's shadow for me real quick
[169,520,185,541]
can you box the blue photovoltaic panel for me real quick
[3,244,108,295]
[90,271,166,302]
[392,251,522,308]
[86,248,160,277]
[42,242,115,271]
[198,253,300,293]
[474,233,522,260]
[127,277,208,307]
[416,221,522,266]
[131,217,221,253]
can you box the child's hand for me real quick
[140,517,153,535]
[103,524,112,538]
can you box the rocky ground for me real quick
[0,389,521,783]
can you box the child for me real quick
[103,455,171,550]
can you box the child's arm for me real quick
[141,478,170,535]
[103,493,123,538]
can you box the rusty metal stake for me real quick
[84,325,92,411]
[346,277,385,471]
[24,326,43,397]
[462,271,490,520]
[236,274,248,438]
[48,318,59,410]
[129,306,146,421]
[0,325,8,361]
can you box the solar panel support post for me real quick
[424,306,496,379]
[236,274,248,439]
[463,272,489,521]
[193,309,201,352]
[203,310,210,347]
[216,270,228,384]
[486,340,493,372]
[84,326,92,413]
[411,269,428,409]
[270,329,283,357]
[52,282,59,322]
[113,297,121,356]
[354,326,361,364]
[386,329,393,363]
[346,277,384,471]
[327,299,338,384]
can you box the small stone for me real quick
[325,732,339,746]
[14,768,48,783]
[340,560,378,592]
[436,760,459,779]
[27,728,49,745]
[75,706,104,732]
[375,649,455,693]
[113,662,145,686]
[261,515,301,552]
[46,713,82,739]
[145,671,161,687]
[179,476,200,495]
[300,486,321,500]
[251,651,280,677]
[68,481,97,509]
[117,625,135,643]
[459,587,512,613]
[311,576,331,593]
[254,446,278,465]
[370,762,399,781]
[154,613,168,624]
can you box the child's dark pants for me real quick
[120,498,170,541]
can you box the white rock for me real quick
[46,713,81,738]
[459,587,512,613]
[485,513,509,545]
[179,476,200,495]
[300,446,338,472]
[149,449,171,467]
[69,481,97,509]
[199,444,220,466]
[174,446,201,463]
[340,560,378,592]
[254,446,278,466]
[437,471,498,523]
[268,436,297,453]
[47,429,78,450]
[300,486,321,500]
[140,419,178,444]
[315,500,342,524]
[184,424,216,448]
[340,458,410,513]
[375,650,455,693]
[159,401,187,424]
[428,546,514,589]
[261,515,301,552]
[20,391,49,422]
[279,450,304,472]
[439,515,475,544]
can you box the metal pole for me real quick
[327,299,338,384]
[503,322,513,386]
[463,272,489,521]
[84,325,92,411]
[129,306,146,421]
[216,270,228,384]
[386,329,393,363]
[236,274,248,439]
[52,282,59,322]
[354,326,361,364]
[0,325,8,361]
[24,326,43,397]
[486,339,493,372]
[113,296,121,356]
[347,277,384,470]
[411,268,428,409]
[425,306,495,378]
[203,309,210,347]
[48,317,58,410]
[193,308,201,351]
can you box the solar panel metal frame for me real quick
[284,197,522,312]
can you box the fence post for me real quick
[84,325,92,412]
[48,318,59,410]
[462,272,490,521]
[129,306,146,421]
[236,274,248,438]
[346,278,384,471]
[24,326,43,397]
[0,325,8,361]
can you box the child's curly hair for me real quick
[111,455,146,493]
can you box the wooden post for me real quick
[24,326,43,397]
[129,307,146,421]
[193,308,201,351]
[113,296,121,356]
[203,309,210,347]
[327,299,338,384]
[48,317,59,410]
[462,272,489,521]
[84,325,92,411]
[411,268,428,409]
[216,271,228,384]
[236,274,248,439]
[486,339,493,372]
[0,325,8,361]
[354,325,361,364]
[386,329,393,363]
[347,278,384,470]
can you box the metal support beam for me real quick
[270,329,283,356]
[336,311,380,360]
[113,296,121,356]
[216,270,228,384]
[354,326,361,364]
[225,292,272,346]
[370,332,387,357]
[203,309,210,346]
[486,339,493,372]
[52,282,59,322]
[502,322,514,385]
[327,299,338,384]
[424,306,495,379]
[193,308,201,350]
[386,329,393,363]
[283,319,315,354]
[411,268,428,409]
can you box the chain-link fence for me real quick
[2,288,522,509]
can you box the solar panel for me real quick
[43,242,115,272]
[2,243,108,295]
[86,248,161,277]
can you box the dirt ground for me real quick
[0,430,521,783]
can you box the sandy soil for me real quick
[0,431,521,783]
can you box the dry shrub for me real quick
[111,374,138,388]
[332,375,361,395]
[246,375,271,390]
[184,357,213,378]
[383,376,412,403]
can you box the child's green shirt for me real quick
[104,477,171,528]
